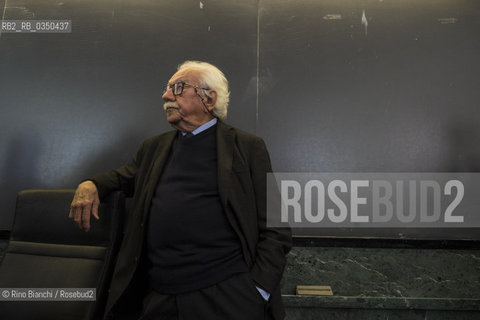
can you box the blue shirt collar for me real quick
[181,118,217,136]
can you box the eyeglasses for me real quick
[164,81,209,96]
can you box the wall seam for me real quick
[255,0,260,134]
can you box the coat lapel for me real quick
[216,122,254,267]
[142,130,177,219]
[216,121,234,209]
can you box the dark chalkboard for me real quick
[1,0,479,239]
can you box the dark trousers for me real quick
[138,273,271,320]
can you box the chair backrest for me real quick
[0,189,125,320]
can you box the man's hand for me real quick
[69,180,100,232]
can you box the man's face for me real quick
[162,68,215,132]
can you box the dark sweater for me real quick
[147,125,248,293]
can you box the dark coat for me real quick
[90,121,292,320]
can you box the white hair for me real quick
[177,61,230,120]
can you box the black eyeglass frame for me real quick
[164,81,210,96]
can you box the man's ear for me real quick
[204,91,217,112]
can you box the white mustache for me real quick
[163,102,180,111]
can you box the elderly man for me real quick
[69,61,291,320]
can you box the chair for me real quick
[0,189,125,320]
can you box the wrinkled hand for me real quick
[69,181,100,232]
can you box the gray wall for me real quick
[1,0,479,239]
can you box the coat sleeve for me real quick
[87,141,147,199]
[249,138,292,294]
